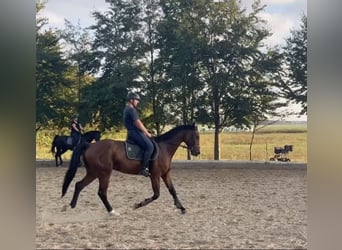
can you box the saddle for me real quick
[66,137,73,146]
[124,140,159,161]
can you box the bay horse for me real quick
[51,130,101,167]
[61,124,200,214]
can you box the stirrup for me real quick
[139,168,151,177]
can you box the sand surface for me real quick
[36,161,307,249]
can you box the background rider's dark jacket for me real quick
[70,121,81,147]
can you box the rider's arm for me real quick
[72,123,81,133]
[134,119,152,138]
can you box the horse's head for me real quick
[184,123,200,156]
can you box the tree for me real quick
[282,14,307,115]
[137,0,167,135]
[36,0,72,130]
[87,0,146,130]
[193,0,284,159]
[60,20,96,116]
[157,0,204,128]
[36,0,48,33]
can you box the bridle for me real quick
[156,127,200,153]
[179,144,193,150]
[181,130,199,152]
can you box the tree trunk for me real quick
[249,126,256,160]
[213,80,220,160]
[214,126,220,160]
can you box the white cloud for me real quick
[263,0,297,4]
[40,10,65,28]
[40,0,109,30]
[260,12,297,46]
[240,0,306,46]
[41,0,306,47]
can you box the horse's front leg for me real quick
[54,152,59,167]
[162,172,186,214]
[98,175,118,214]
[133,175,160,210]
[59,154,63,166]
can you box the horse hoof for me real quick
[109,210,120,216]
[133,203,140,210]
[181,208,186,214]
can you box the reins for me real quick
[153,139,192,150]
[161,140,195,151]
[179,144,193,150]
[152,126,198,151]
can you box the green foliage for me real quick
[85,0,147,129]
[282,14,307,115]
[36,0,307,160]
[60,20,97,124]
[36,27,73,129]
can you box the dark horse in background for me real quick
[61,124,200,215]
[51,130,101,167]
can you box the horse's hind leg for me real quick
[59,148,68,166]
[57,152,62,166]
[97,176,115,213]
[162,173,186,214]
[133,176,160,210]
[56,148,66,166]
[70,174,96,209]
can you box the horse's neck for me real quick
[162,131,185,157]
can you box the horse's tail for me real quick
[61,142,90,198]
[51,135,58,155]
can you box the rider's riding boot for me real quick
[139,155,151,177]
[139,167,150,177]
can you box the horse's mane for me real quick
[154,124,196,143]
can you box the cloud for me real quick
[241,0,307,46]
[259,12,297,46]
[40,0,306,48]
[40,0,109,30]
[39,10,65,29]
[263,0,298,4]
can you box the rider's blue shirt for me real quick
[123,105,139,131]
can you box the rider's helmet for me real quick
[72,114,79,120]
[126,92,140,101]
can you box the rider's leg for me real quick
[129,131,153,177]
[71,134,77,148]
[140,138,153,176]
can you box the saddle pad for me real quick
[66,137,73,145]
[125,141,158,161]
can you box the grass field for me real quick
[36,123,307,163]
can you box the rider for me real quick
[70,115,84,148]
[123,92,153,177]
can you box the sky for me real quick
[40,0,307,47]
[39,0,307,121]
